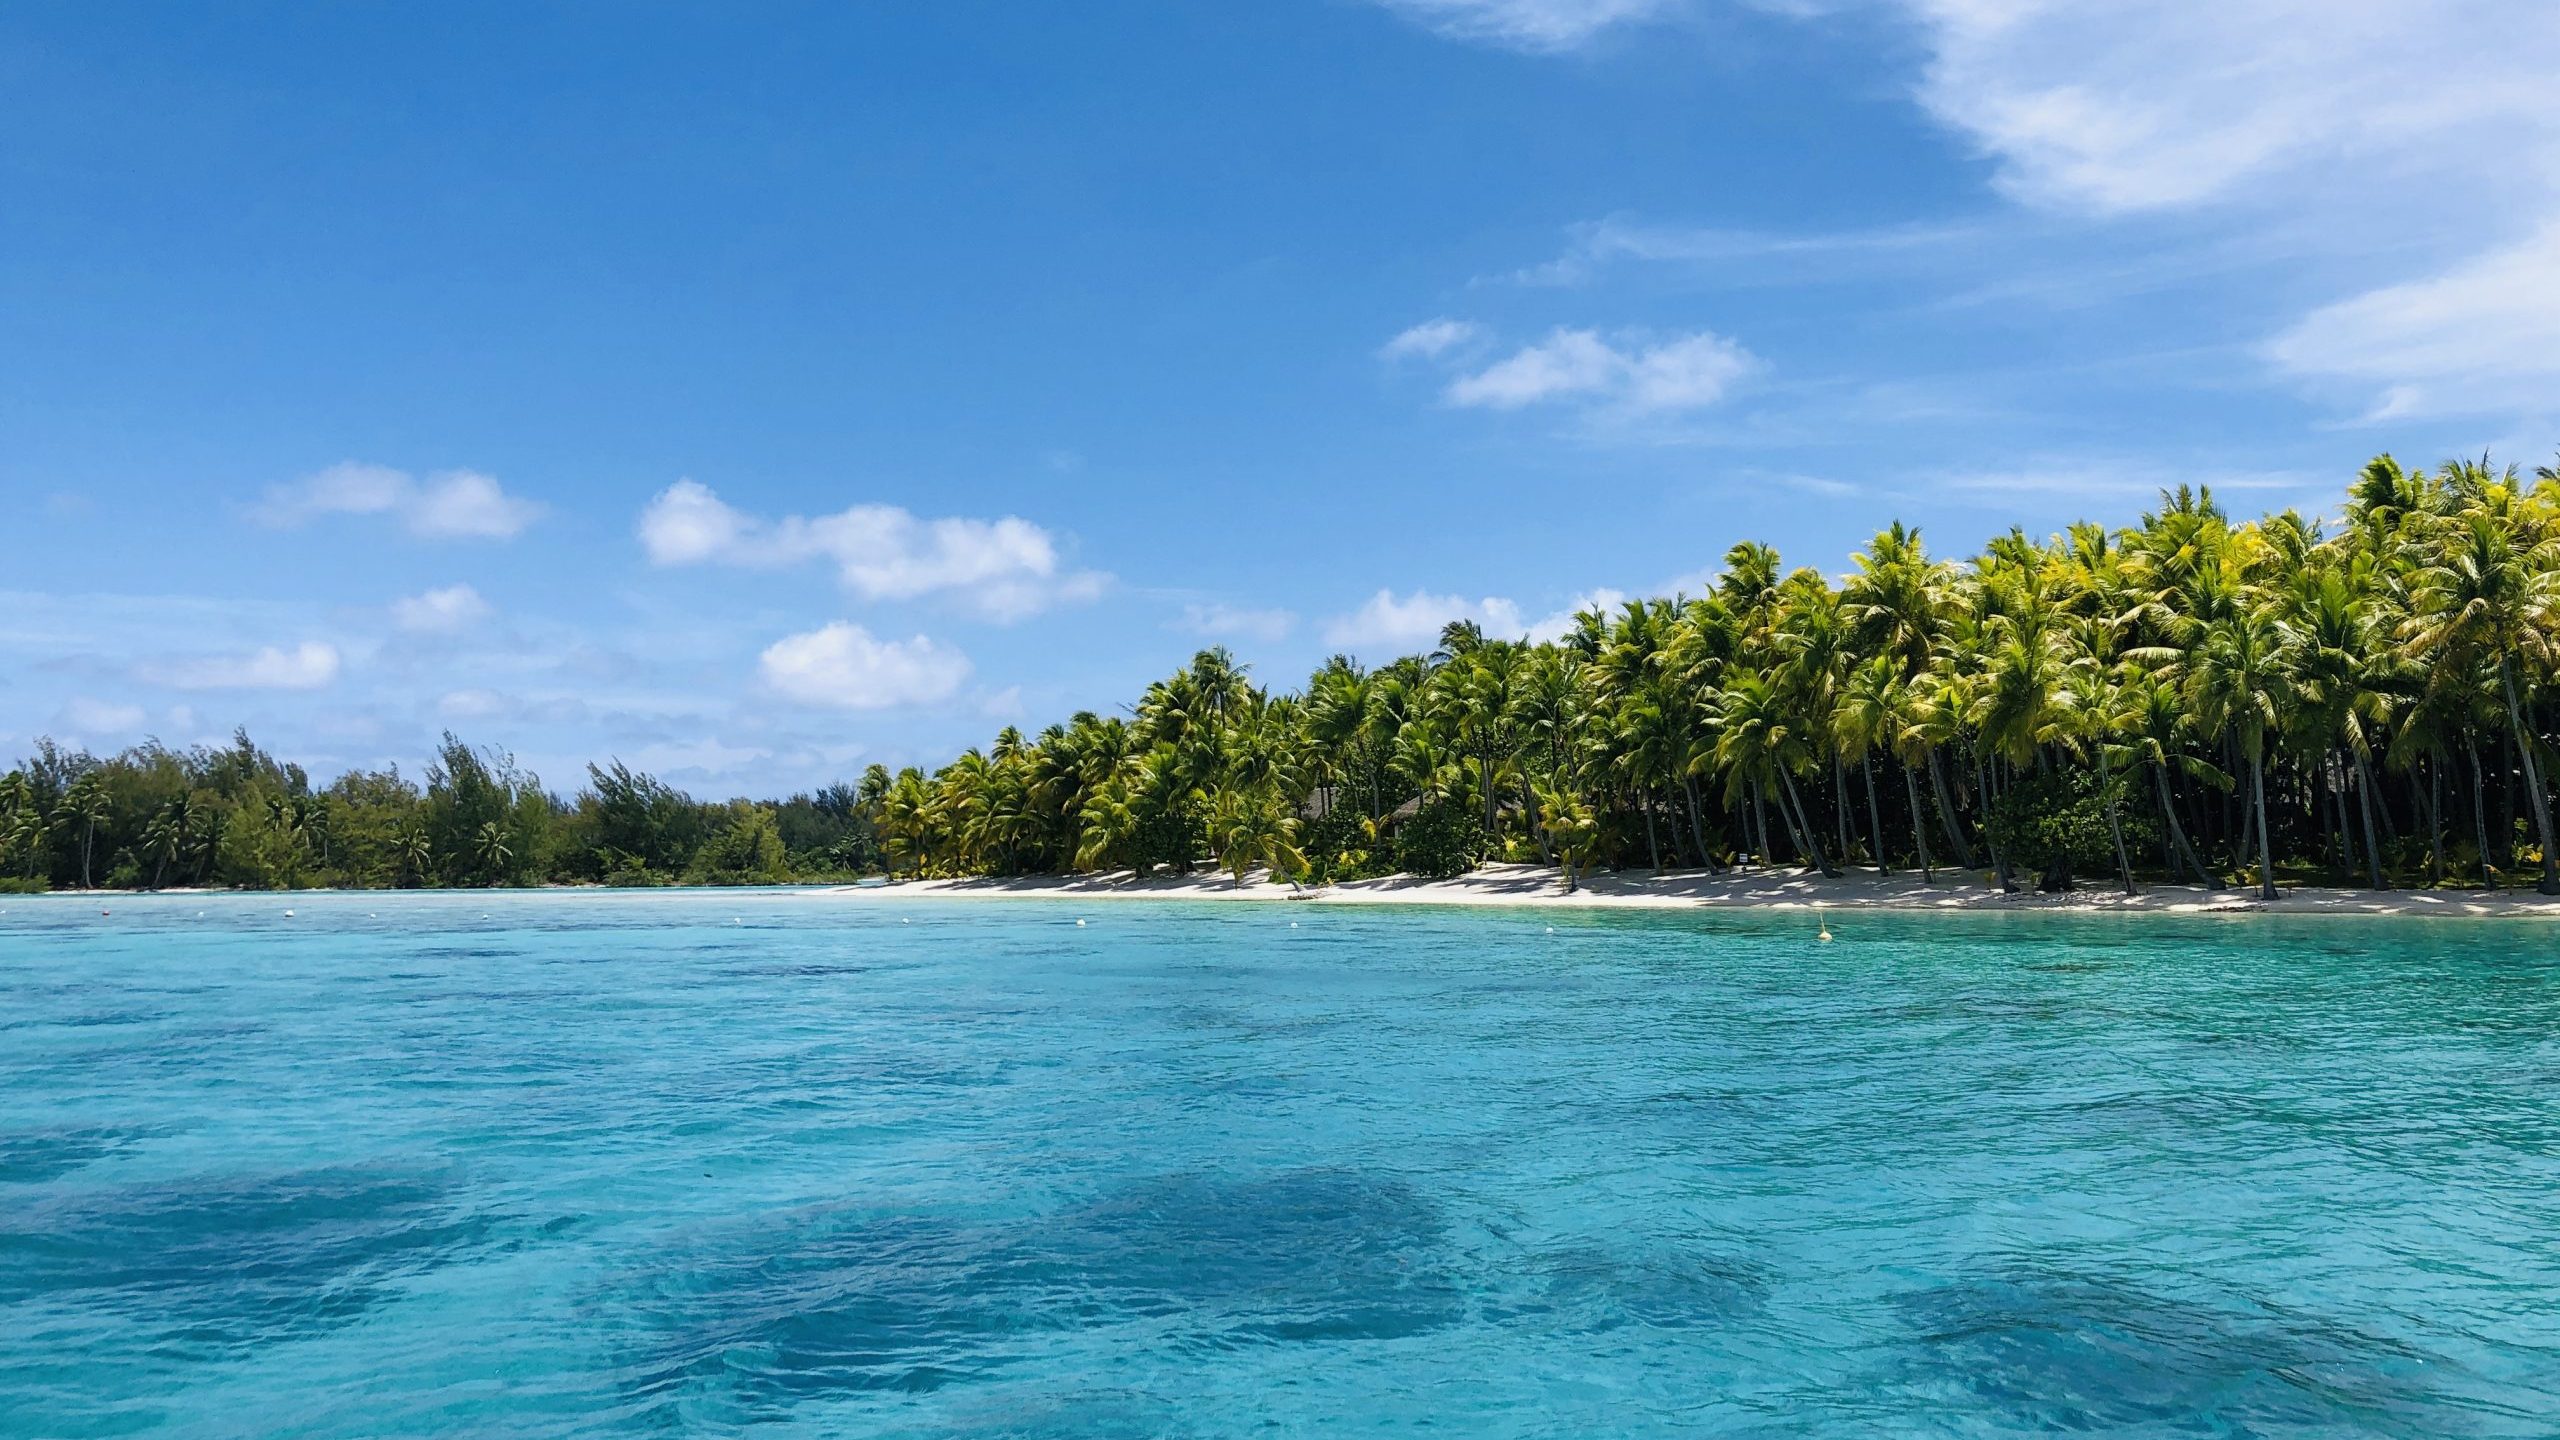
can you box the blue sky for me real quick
[7,0,2557,795]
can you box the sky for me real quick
[5,0,2558,796]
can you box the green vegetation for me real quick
[5,455,2557,896]
[0,733,880,891]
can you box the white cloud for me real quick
[1528,589,1626,643]
[1380,318,1485,360]
[1889,0,2560,415]
[758,622,972,710]
[1321,586,1639,651]
[148,642,342,691]
[1502,216,1982,287]
[392,584,494,634]
[55,698,146,736]
[1374,0,1676,51]
[1323,589,1527,651]
[638,480,1109,622]
[256,462,541,540]
[2264,222,2560,418]
[437,688,513,720]
[1902,0,2560,219]
[1173,602,1297,644]
[1440,327,1756,413]
[407,471,543,539]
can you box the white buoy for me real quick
[1816,904,1832,943]
[282,909,294,918]
[1075,918,1086,927]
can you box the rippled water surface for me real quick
[5,891,2559,1437]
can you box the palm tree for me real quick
[2400,490,2560,893]
[58,772,111,890]
[1833,655,1903,876]
[473,820,514,883]
[1207,784,1305,889]
[1536,781,1600,893]
[2187,610,2294,900]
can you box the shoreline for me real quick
[815,862,2560,919]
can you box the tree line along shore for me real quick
[5,454,2557,901]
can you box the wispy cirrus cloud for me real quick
[1371,0,1680,51]
[1172,602,1297,645]
[1894,0,2560,419]
[638,480,1109,622]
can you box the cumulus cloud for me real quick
[256,463,542,540]
[757,622,972,710]
[1373,0,1677,51]
[1438,327,1756,413]
[1323,590,1528,651]
[1321,587,1635,652]
[146,642,342,691]
[1173,602,1297,644]
[638,480,1109,622]
[392,584,494,634]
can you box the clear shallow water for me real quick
[4,892,2559,1438]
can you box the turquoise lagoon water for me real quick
[4,892,2559,1437]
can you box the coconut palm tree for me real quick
[2400,487,2560,893]
[2186,609,2295,901]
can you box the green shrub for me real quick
[1393,799,1485,880]
[1984,766,2154,890]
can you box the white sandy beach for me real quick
[819,862,2560,919]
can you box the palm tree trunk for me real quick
[1751,782,1773,867]
[1680,773,1720,873]
[2426,750,2446,885]
[2102,762,2136,896]
[1833,756,1852,869]
[1777,770,1837,876]
[2351,751,2385,889]
[1925,750,1977,868]
[2498,664,2560,894]
[1642,786,1663,874]
[2152,764,2213,887]
[1902,762,1933,882]
[2251,753,2278,902]
[2468,739,2498,888]
[1523,773,1553,863]
[1861,755,1889,875]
